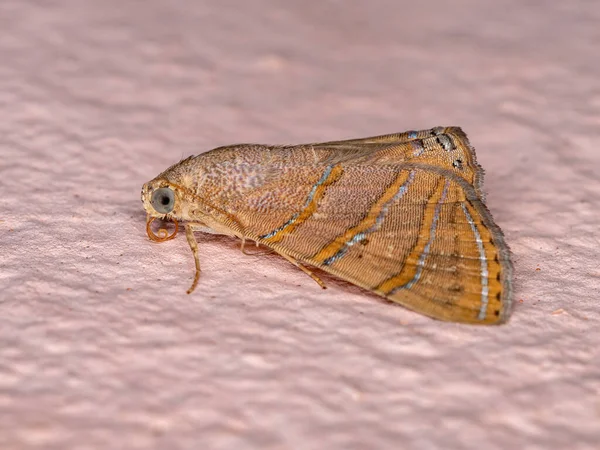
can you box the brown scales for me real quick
[141,126,513,325]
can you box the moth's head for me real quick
[141,179,186,220]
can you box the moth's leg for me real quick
[239,237,275,256]
[184,223,203,294]
[239,237,253,256]
[277,252,327,290]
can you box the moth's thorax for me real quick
[176,147,306,210]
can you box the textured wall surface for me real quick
[1,1,599,449]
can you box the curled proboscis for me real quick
[146,216,179,242]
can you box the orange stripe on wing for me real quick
[312,170,414,265]
[260,164,344,243]
[460,201,490,320]
[376,177,448,294]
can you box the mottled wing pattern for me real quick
[236,161,511,324]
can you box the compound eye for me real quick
[150,187,175,214]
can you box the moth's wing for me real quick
[312,127,485,198]
[239,162,512,324]
[240,126,483,198]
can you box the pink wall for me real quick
[1,1,599,448]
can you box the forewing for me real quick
[238,162,511,325]
[313,127,484,197]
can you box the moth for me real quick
[141,127,513,325]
